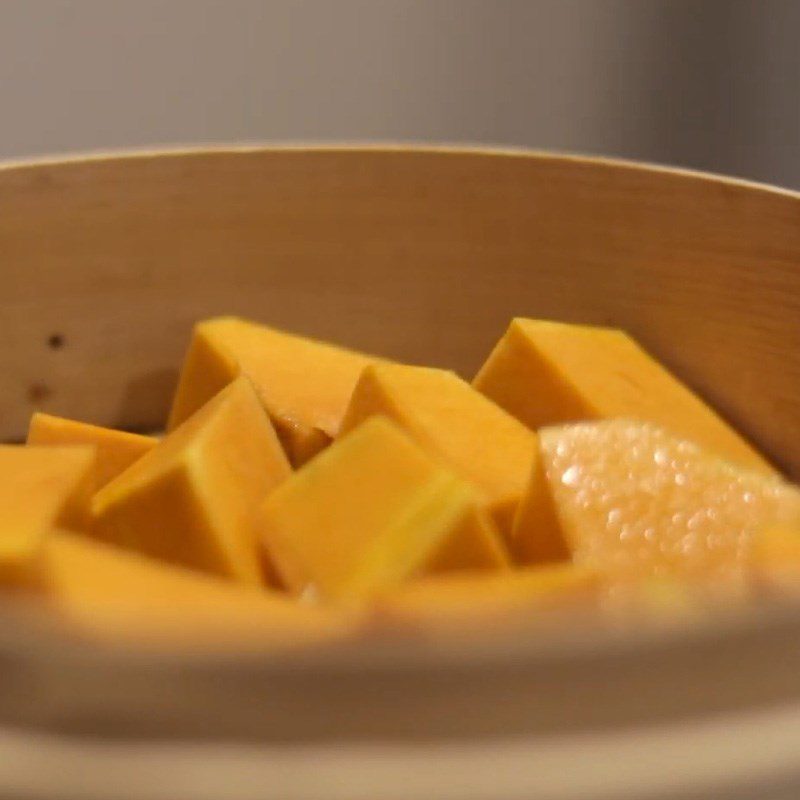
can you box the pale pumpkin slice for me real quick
[0,445,95,587]
[93,376,291,585]
[340,363,538,540]
[168,316,385,466]
[256,417,509,603]
[514,419,800,586]
[28,412,157,490]
[474,318,772,474]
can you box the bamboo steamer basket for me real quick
[0,146,799,800]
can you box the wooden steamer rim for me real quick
[0,148,799,791]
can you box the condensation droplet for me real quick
[653,448,668,466]
[658,538,673,554]
[687,511,705,531]
[561,465,581,487]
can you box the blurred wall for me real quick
[0,0,798,187]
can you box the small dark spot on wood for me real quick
[47,334,65,350]
[31,171,56,190]
[27,383,52,404]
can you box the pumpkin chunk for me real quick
[257,417,509,602]
[514,420,800,584]
[0,445,95,587]
[28,413,156,490]
[372,563,600,630]
[168,317,384,466]
[93,376,291,585]
[46,531,350,649]
[340,363,538,540]
[474,318,772,473]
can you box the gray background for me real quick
[1,0,799,188]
